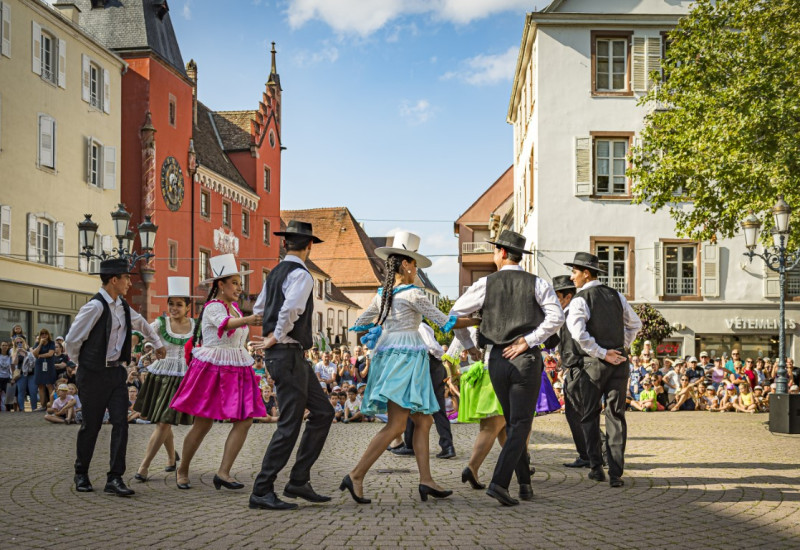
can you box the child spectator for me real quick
[127,386,143,423]
[733,382,757,413]
[630,379,658,411]
[343,387,364,423]
[67,383,82,423]
[330,393,344,423]
[45,384,76,424]
[699,386,718,411]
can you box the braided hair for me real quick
[376,254,412,326]
[190,283,220,348]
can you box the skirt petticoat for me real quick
[458,361,503,423]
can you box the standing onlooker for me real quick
[662,360,680,405]
[0,341,12,411]
[33,329,57,410]
[53,342,70,381]
[10,324,25,342]
[13,337,37,411]
[338,351,355,385]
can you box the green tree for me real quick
[629,0,800,246]
[630,303,674,356]
[425,297,455,345]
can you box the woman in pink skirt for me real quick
[170,254,265,490]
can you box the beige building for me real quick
[0,0,125,338]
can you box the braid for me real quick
[192,284,219,347]
[377,255,401,326]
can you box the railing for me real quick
[599,275,628,295]
[462,242,493,254]
[665,276,696,296]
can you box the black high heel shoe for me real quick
[418,484,453,502]
[164,452,180,472]
[134,471,148,483]
[213,475,244,490]
[339,475,371,504]
[176,472,191,490]
[461,467,485,490]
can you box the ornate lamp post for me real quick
[78,203,158,270]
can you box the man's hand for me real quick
[502,337,529,360]
[154,347,167,360]
[604,349,625,365]
[467,347,482,362]
[251,333,277,350]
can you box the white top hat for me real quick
[374,231,432,268]
[156,276,201,298]
[201,253,253,285]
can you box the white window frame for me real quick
[89,138,101,187]
[89,62,101,109]
[242,210,250,236]
[595,138,628,195]
[596,38,627,92]
[263,165,271,192]
[1,1,10,59]
[38,114,56,169]
[200,190,210,218]
[596,243,629,295]
[664,243,698,296]
[263,219,270,245]
[222,200,231,228]
[35,218,52,265]
[40,30,57,84]
[198,249,210,282]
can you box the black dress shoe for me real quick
[588,466,607,482]
[339,475,371,504]
[435,446,456,459]
[519,484,534,501]
[391,445,415,456]
[387,443,404,452]
[564,458,591,468]
[461,467,486,490]
[213,475,245,490]
[418,484,453,501]
[609,477,624,488]
[486,483,519,506]
[74,474,93,493]
[249,492,298,510]
[104,477,135,497]
[284,481,331,503]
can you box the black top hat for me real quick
[485,230,531,255]
[91,258,131,276]
[552,275,576,293]
[564,252,607,274]
[273,220,323,243]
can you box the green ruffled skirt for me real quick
[457,361,503,423]
[134,373,194,425]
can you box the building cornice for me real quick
[195,166,259,211]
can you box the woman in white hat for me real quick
[340,232,475,504]
[133,277,198,482]
[170,254,265,490]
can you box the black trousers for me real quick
[562,365,590,461]
[488,346,542,489]
[74,366,128,479]
[580,357,628,478]
[402,355,453,451]
[252,348,334,495]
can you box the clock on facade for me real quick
[161,156,184,211]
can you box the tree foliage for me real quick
[629,0,800,247]
[426,297,455,345]
[631,303,674,356]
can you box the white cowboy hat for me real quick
[200,253,253,285]
[374,231,432,268]
[156,276,202,298]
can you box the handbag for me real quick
[12,368,21,382]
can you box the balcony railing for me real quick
[599,275,628,295]
[665,276,696,296]
[462,242,493,254]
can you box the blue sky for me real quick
[169,0,534,298]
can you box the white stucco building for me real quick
[508,0,798,360]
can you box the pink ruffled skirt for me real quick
[170,358,266,421]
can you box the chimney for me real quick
[54,3,82,24]
[186,59,198,125]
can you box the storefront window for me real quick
[0,308,31,341]
[695,334,779,360]
[38,312,70,340]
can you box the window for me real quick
[38,114,56,169]
[591,31,632,96]
[199,249,210,282]
[168,240,178,270]
[38,312,69,340]
[222,201,231,228]
[317,312,323,333]
[89,63,101,108]
[85,137,115,189]
[263,166,271,192]
[168,94,176,127]
[36,219,50,264]
[0,308,30,341]
[40,31,56,84]
[598,244,627,294]
[200,190,210,218]
[262,268,270,285]
[788,266,800,298]
[1,2,10,59]
[89,140,100,186]
[242,210,250,236]
[240,262,249,295]
[338,310,344,329]
[82,55,109,112]
[665,244,697,296]
[327,308,334,330]
[595,138,628,195]
[315,279,322,299]
[263,220,271,245]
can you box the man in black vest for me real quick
[565,252,642,487]
[552,275,591,468]
[65,259,165,496]
[451,230,564,506]
[250,221,334,510]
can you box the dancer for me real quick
[65,259,165,496]
[565,252,642,487]
[451,230,564,506]
[133,277,198,482]
[249,220,334,511]
[341,231,471,504]
[170,254,264,490]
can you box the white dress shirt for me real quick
[418,322,445,360]
[566,279,642,360]
[253,255,314,344]
[65,288,163,362]
[450,264,564,351]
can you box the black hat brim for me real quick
[564,261,607,274]
[485,240,532,254]
[553,283,577,293]
[273,231,323,244]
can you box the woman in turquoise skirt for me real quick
[339,232,475,504]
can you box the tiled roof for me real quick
[213,111,256,151]
[55,0,187,77]
[290,257,359,308]
[193,102,250,191]
[416,269,440,295]
[281,208,385,289]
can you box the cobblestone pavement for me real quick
[2,410,799,549]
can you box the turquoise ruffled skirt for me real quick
[361,330,439,415]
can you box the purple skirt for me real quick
[536,370,561,414]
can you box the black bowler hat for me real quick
[564,252,607,274]
[274,220,323,243]
[552,275,576,293]
[91,258,130,276]
[486,230,532,255]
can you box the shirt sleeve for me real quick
[523,278,565,349]
[65,301,103,360]
[449,277,487,350]
[253,280,267,316]
[131,309,164,349]
[409,290,455,331]
[351,294,381,329]
[203,301,230,331]
[418,323,445,360]
[566,295,607,360]
[274,269,314,342]
[619,292,643,348]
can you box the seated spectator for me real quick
[651,373,669,411]
[670,375,700,411]
[126,365,141,390]
[716,384,738,412]
[356,382,367,403]
[343,387,364,423]
[330,393,344,423]
[254,386,279,423]
[45,384,76,424]
[743,358,757,388]
[127,386,144,423]
[733,382,757,413]
[698,386,717,411]
[630,379,658,411]
[753,386,768,412]
[444,386,458,422]
[790,385,800,395]
[314,352,337,391]
[339,352,356,385]
[552,381,565,411]
[67,383,82,423]
[686,357,704,381]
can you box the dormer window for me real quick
[90,0,107,8]
[154,0,169,20]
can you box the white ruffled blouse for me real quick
[191,300,253,368]
[146,316,194,376]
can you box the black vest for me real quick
[478,270,545,347]
[77,293,132,372]
[575,284,624,356]
[261,260,314,349]
[559,306,584,368]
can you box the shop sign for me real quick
[725,317,797,330]
[657,340,682,356]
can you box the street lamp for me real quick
[78,204,158,271]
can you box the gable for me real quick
[544,0,693,15]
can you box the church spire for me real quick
[267,41,282,91]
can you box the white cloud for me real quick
[182,0,192,20]
[435,0,531,25]
[386,22,419,43]
[292,42,340,67]
[441,46,518,86]
[399,99,434,125]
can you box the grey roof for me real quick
[55,0,187,77]
[194,101,252,191]
[416,269,440,295]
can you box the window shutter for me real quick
[764,264,781,298]
[574,136,592,196]
[1,2,10,58]
[55,221,65,268]
[103,145,116,189]
[632,36,646,92]
[27,213,37,260]
[102,235,113,256]
[647,37,662,89]
[701,242,720,297]
[31,20,41,75]
[653,241,663,298]
[85,136,92,182]
[0,204,10,254]
[57,38,66,88]
[81,54,90,103]
[102,68,110,113]
[39,115,54,168]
